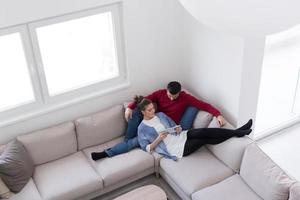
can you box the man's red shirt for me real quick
[128,89,221,124]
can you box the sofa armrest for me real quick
[206,136,253,173]
[289,182,300,200]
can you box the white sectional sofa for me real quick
[1,104,299,200]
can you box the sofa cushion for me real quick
[0,177,11,199]
[75,105,126,150]
[207,117,220,128]
[206,137,253,172]
[192,111,213,128]
[289,182,300,200]
[33,152,102,200]
[17,122,77,165]
[10,178,42,200]
[82,138,154,187]
[160,147,234,196]
[240,143,294,200]
[191,174,262,200]
[0,144,5,154]
[0,140,34,193]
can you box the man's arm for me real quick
[125,90,163,121]
[185,92,225,126]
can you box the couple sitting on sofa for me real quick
[91,81,252,161]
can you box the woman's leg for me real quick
[237,119,253,130]
[187,128,251,139]
[183,136,244,157]
[183,139,205,157]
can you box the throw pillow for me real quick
[0,178,12,199]
[0,140,34,193]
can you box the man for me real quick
[91,81,225,160]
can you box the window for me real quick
[0,32,35,112]
[255,24,300,138]
[35,11,119,96]
[0,3,127,126]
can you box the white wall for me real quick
[180,11,244,126]
[0,0,185,143]
[237,37,265,129]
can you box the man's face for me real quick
[167,91,179,101]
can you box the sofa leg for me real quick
[156,172,160,178]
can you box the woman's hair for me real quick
[133,95,152,111]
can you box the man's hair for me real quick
[167,81,181,94]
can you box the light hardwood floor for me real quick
[258,122,300,181]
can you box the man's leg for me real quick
[124,108,143,141]
[105,137,139,157]
[179,107,198,130]
[92,137,139,161]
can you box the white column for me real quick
[237,37,265,133]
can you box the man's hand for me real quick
[125,108,133,122]
[217,115,226,127]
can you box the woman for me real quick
[137,98,252,161]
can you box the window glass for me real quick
[0,33,35,111]
[36,12,119,96]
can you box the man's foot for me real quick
[237,119,253,130]
[91,151,108,161]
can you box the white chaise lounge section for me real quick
[192,143,296,200]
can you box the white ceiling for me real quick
[178,0,300,37]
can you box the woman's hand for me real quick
[175,126,182,134]
[158,132,168,140]
[149,132,168,152]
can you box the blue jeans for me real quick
[105,107,199,157]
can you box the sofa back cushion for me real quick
[205,118,253,172]
[207,136,253,173]
[17,122,77,165]
[289,182,300,200]
[75,105,126,150]
[192,111,213,128]
[240,143,294,200]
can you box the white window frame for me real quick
[0,2,128,127]
[0,25,43,122]
[28,3,127,105]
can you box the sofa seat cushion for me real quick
[159,147,234,196]
[10,178,42,200]
[191,174,262,200]
[83,138,154,187]
[33,152,102,200]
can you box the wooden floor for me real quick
[258,122,300,181]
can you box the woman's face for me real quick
[142,103,155,119]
